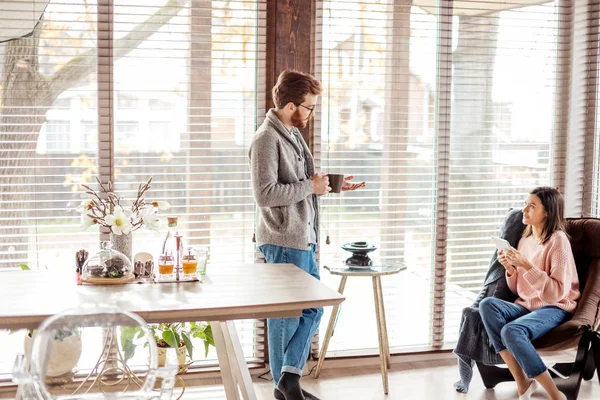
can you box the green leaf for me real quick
[195,330,206,341]
[162,330,177,349]
[120,326,135,349]
[172,328,181,348]
[204,340,210,358]
[123,340,136,362]
[120,326,144,362]
[204,323,215,347]
[182,332,193,360]
[19,264,30,270]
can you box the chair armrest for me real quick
[535,259,600,347]
[571,259,600,330]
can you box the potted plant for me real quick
[121,322,214,369]
[23,328,82,378]
[12,264,83,378]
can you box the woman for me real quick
[479,187,580,400]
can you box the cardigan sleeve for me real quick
[250,134,314,208]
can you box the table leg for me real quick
[372,276,388,394]
[211,320,242,400]
[375,276,391,368]
[221,320,258,400]
[314,275,347,378]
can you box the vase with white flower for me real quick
[77,177,170,262]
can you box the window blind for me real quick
[0,0,267,369]
[315,0,571,356]
[109,0,267,364]
[562,0,600,219]
[315,0,438,354]
[1,0,100,269]
[584,2,600,217]
[441,1,566,345]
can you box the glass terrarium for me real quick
[81,241,134,284]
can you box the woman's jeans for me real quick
[259,244,324,386]
[479,297,570,378]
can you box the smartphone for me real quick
[491,236,513,251]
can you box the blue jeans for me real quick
[479,297,570,378]
[259,244,324,386]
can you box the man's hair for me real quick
[522,186,566,244]
[272,70,322,109]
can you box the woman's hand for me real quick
[498,249,516,276]
[505,249,533,271]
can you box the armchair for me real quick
[477,217,600,400]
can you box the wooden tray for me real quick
[81,272,135,285]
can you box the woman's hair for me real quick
[522,186,566,244]
[272,70,322,109]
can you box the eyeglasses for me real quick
[297,104,316,115]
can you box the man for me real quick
[249,70,365,400]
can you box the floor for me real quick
[3,358,598,399]
[173,358,600,399]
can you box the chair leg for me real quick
[476,362,514,389]
[582,350,596,381]
[592,331,600,385]
[552,330,593,400]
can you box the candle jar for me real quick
[158,253,174,277]
[181,248,198,277]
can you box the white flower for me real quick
[80,213,95,229]
[76,199,95,213]
[105,206,132,235]
[140,207,161,231]
[151,201,171,210]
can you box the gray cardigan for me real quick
[249,109,318,250]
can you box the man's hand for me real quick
[312,173,331,195]
[341,175,366,191]
[498,249,516,276]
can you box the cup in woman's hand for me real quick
[327,174,344,193]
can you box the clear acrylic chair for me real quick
[12,306,178,399]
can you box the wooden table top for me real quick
[0,263,345,330]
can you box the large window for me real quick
[316,0,437,353]
[2,0,597,373]
[316,0,565,355]
[443,1,560,344]
[0,0,266,375]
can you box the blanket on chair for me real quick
[452,208,525,392]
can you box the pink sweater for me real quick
[506,230,580,313]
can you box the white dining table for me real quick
[0,263,345,400]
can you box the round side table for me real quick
[314,262,407,394]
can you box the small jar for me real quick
[195,247,208,275]
[158,253,174,276]
[181,248,198,277]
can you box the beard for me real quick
[290,109,309,129]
